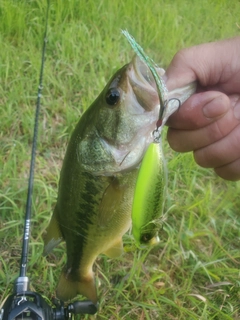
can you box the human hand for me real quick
[165,37,240,181]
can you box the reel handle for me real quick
[0,291,98,320]
[67,301,98,315]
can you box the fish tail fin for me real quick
[56,270,98,304]
[43,207,63,256]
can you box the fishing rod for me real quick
[0,2,97,319]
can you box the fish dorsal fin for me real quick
[98,177,124,228]
[43,207,63,256]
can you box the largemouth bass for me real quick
[43,55,195,303]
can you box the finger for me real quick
[194,123,240,168]
[167,94,239,152]
[214,158,240,181]
[167,91,230,130]
[165,37,240,92]
[164,43,220,90]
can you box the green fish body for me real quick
[44,55,196,303]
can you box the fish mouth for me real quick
[132,55,165,87]
[127,55,164,112]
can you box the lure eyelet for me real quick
[140,233,152,244]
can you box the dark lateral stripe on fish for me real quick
[68,172,102,272]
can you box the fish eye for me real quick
[105,88,120,106]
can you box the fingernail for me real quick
[202,94,229,119]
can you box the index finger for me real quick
[167,91,230,130]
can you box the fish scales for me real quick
[49,146,138,302]
[58,171,137,282]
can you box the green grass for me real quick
[1,0,240,318]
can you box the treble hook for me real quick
[153,97,182,143]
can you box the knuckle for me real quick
[193,149,207,167]
[171,48,191,67]
[207,120,226,141]
[193,147,216,168]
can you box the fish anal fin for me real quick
[43,207,63,256]
[98,178,124,228]
[56,270,97,304]
[102,238,123,258]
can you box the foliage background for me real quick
[0,0,240,319]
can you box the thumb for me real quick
[164,47,198,91]
[165,37,240,92]
[167,91,231,130]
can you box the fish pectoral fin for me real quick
[56,270,97,304]
[43,238,62,256]
[102,238,124,258]
[98,178,124,228]
[43,207,63,256]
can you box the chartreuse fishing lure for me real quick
[131,138,166,245]
[123,30,175,245]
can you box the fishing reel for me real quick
[0,277,98,320]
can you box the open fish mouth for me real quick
[128,55,165,111]
[132,55,165,87]
[109,56,162,170]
